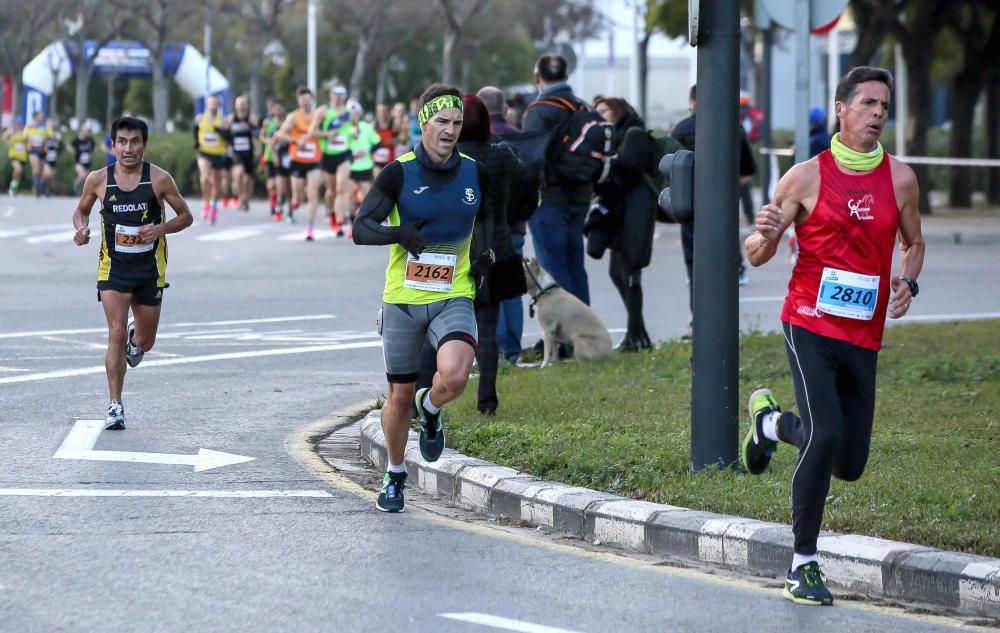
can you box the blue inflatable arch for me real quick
[21,40,230,121]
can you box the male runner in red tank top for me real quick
[741,67,925,606]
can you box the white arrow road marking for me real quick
[0,314,335,339]
[0,340,381,385]
[0,488,331,498]
[24,231,77,244]
[54,420,255,472]
[278,229,339,241]
[439,613,589,633]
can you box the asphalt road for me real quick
[0,195,996,633]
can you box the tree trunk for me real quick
[350,31,372,99]
[248,57,262,120]
[948,69,980,208]
[442,28,458,85]
[75,66,90,125]
[105,73,115,128]
[902,38,933,214]
[151,55,169,135]
[987,74,1000,205]
[375,60,389,106]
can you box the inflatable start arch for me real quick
[22,40,230,121]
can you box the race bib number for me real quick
[45,150,57,162]
[114,225,154,254]
[202,132,220,147]
[14,142,25,154]
[79,152,91,164]
[280,153,292,169]
[233,137,251,152]
[328,137,347,152]
[373,147,391,164]
[816,267,879,320]
[300,141,317,153]
[403,252,456,293]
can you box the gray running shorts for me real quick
[377,297,478,383]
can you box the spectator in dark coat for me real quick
[589,97,655,351]
[521,54,593,305]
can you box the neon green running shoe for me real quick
[376,471,406,513]
[741,388,780,474]
[415,387,445,462]
[784,561,834,605]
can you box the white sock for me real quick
[388,462,407,474]
[762,410,781,442]
[792,553,819,570]
[422,392,440,415]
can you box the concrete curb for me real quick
[355,410,1000,618]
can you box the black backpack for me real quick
[528,96,617,184]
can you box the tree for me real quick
[60,0,128,127]
[943,1,1000,207]
[436,0,492,85]
[219,0,290,118]
[0,2,59,116]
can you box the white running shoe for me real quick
[125,320,144,368]
[106,400,125,430]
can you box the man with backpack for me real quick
[522,54,614,306]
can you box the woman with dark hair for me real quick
[416,95,525,415]
[588,96,655,351]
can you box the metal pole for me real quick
[630,0,640,112]
[203,3,211,112]
[691,0,740,472]
[758,24,773,201]
[794,0,810,164]
[307,0,317,95]
[827,25,839,132]
[895,42,907,157]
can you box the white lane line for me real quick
[440,613,588,633]
[739,295,785,303]
[155,328,255,339]
[0,314,335,339]
[24,231,76,244]
[901,312,1000,321]
[195,224,273,241]
[277,229,340,241]
[0,340,382,385]
[0,488,333,498]
[2,206,15,218]
[0,366,30,372]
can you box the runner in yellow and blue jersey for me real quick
[354,83,490,513]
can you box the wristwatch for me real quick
[901,276,919,298]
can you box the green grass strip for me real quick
[446,320,1000,557]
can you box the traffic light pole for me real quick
[691,0,741,472]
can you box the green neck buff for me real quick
[830,132,883,171]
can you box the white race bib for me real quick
[79,152,91,164]
[202,132,220,147]
[816,267,879,320]
[233,137,251,152]
[45,150,57,162]
[114,225,154,254]
[403,252,456,293]
[327,137,348,152]
[14,142,26,154]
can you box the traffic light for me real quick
[658,150,695,223]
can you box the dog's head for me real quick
[523,257,557,297]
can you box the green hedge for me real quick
[1,132,265,198]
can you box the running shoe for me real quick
[784,562,834,606]
[125,319,144,368]
[738,273,751,286]
[376,471,407,512]
[105,400,126,430]
[415,387,445,462]
[274,211,283,222]
[201,202,211,220]
[305,226,314,241]
[741,388,780,475]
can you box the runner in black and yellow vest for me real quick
[274,86,323,240]
[227,95,259,212]
[308,79,352,235]
[194,94,229,224]
[353,83,486,512]
[24,111,52,196]
[2,115,28,197]
[72,117,193,431]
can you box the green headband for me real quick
[418,95,463,127]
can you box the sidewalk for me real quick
[919,210,1000,245]
[341,410,1000,619]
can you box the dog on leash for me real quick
[522,258,613,367]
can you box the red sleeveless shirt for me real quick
[780,149,900,351]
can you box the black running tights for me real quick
[777,322,879,556]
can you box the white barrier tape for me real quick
[760,147,1000,167]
